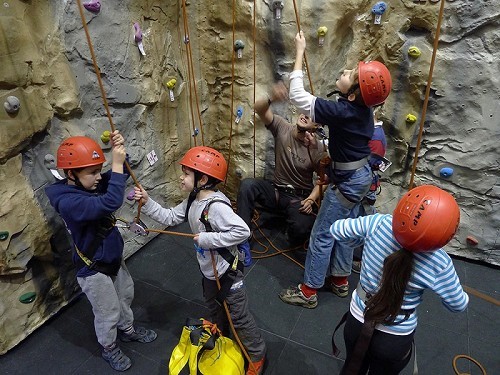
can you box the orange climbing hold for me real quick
[466,236,479,246]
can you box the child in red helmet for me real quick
[133,146,266,375]
[280,31,393,307]
[330,185,468,374]
[45,131,157,372]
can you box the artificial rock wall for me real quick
[0,0,498,354]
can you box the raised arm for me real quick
[255,81,288,125]
[289,31,316,118]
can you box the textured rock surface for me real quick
[0,0,498,354]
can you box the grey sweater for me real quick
[141,191,250,280]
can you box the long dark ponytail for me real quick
[364,248,414,325]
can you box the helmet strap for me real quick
[67,170,84,188]
[184,172,218,221]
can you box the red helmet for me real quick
[358,61,392,107]
[392,185,460,252]
[180,146,227,182]
[56,136,106,169]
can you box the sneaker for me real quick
[102,346,132,372]
[246,356,266,375]
[279,284,318,309]
[331,281,349,298]
[351,260,361,274]
[118,326,157,343]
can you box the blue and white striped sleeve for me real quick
[432,259,469,312]
[330,215,376,247]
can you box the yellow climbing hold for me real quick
[317,26,328,37]
[100,130,111,144]
[408,46,421,58]
[166,79,177,90]
[406,114,417,124]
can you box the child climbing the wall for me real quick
[45,131,157,372]
[280,31,392,307]
[133,146,266,375]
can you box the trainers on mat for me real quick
[331,281,349,298]
[351,260,361,274]
[279,284,318,309]
[118,326,157,343]
[102,346,132,372]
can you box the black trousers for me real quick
[236,178,315,245]
[342,312,414,375]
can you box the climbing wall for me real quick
[0,0,498,354]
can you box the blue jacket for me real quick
[45,170,128,277]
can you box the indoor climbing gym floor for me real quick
[0,215,498,375]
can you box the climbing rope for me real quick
[181,0,205,146]
[75,0,141,192]
[291,0,314,95]
[452,354,487,375]
[407,0,445,190]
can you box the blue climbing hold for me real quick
[372,1,387,15]
[236,106,243,118]
[440,167,454,178]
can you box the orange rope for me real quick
[181,0,203,146]
[252,0,257,178]
[291,0,314,95]
[75,0,141,190]
[408,0,445,190]
[224,0,237,189]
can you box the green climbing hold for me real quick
[19,292,37,304]
[0,231,8,241]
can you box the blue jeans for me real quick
[304,164,372,289]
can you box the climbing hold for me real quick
[317,26,328,47]
[127,189,135,201]
[133,22,146,56]
[183,35,189,44]
[466,236,479,246]
[192,128,199,137]
[272,0,284,20]
[100,130,111,144]
[166,79,177,102]
[234,40,245,59]
[0,231,9,241]
[439,167,454,178]
[406,114,417,124]
[235,106,244,124]
[130,219,148,236]
[83,0,101,13]
[44,154,56,169]
[19,292,37,304]
[372,1,387,24]
[408,46,421,58]
[166,79,177,90]
[4,96,20,114]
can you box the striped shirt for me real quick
[330,214,469,335]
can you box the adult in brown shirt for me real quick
[237,82,324,247]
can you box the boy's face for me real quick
[336,69,356,94]
[73,165,103,190]
[180,166,196,192]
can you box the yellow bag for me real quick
[169,318,245,375]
